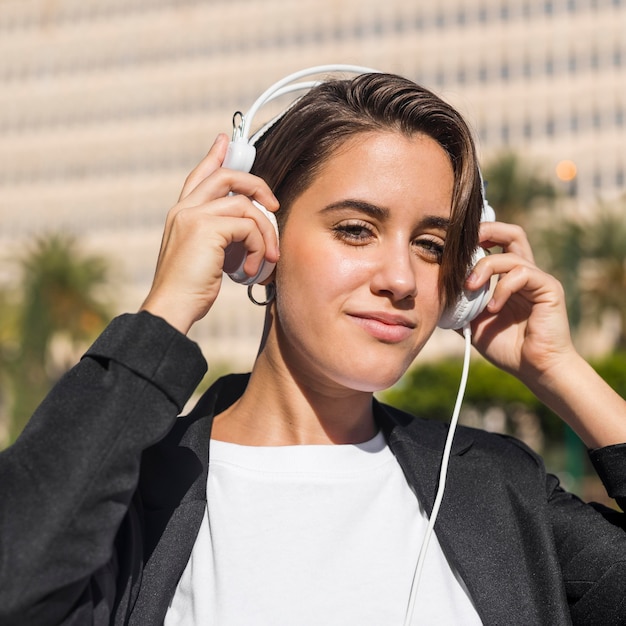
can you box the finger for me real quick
[486,265,559,314]
[179,168,279,216]
[479,222,535,263]
[168,195,280,263]
[178,134,230,201]
[220,220,272,277]
[156,194,280,279]
[221,198,280,264]
[465,248,532,293]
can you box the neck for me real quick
[211,350,377,446]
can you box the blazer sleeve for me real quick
[0,312,207,626]
[547,443,626,624]
[589,443,626,514]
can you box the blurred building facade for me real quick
[1,0,625,367]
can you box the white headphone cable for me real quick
[403,323,473,626]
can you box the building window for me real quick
[501,123,510,144]
[593,170,602,189]
[592,110,602,128]
[564,178,577,197]
[523,120,533,138]
[393,15,407,33]
[568,54,577,73]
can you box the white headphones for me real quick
[222,64,495,330]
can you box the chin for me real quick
[322,341,425,393]
[334,363,412,394]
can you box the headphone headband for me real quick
[232,64,380,143]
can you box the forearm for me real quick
[528,351,626,449]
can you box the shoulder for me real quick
[377,400,546,472]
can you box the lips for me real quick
[347,312,416,343]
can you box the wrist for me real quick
[527,352,626,449]
[140,294,194,336]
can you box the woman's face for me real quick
[271,131,455,393]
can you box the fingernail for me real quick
[211,133,227,147]
[466,271,478,286]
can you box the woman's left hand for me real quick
[466,220,626,448]
[466,221,575,387]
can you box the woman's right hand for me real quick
[140,133,280,335]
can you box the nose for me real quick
[370,242,418,302]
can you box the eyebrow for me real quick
[321,199,389,219]
[320,199,451,230]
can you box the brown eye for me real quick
[332,222,375,244]
[414,238,444,263]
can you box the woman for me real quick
[1,72,625,626]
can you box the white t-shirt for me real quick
[165,432,481,625]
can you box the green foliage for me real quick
[536,219,585,329]
[539,199,626,346]
[381,350,626,450]
[381,357,554,440]
[19,234,111,358]
[482,151,558,225]
[581,201,626,349]
[0,233,114,443]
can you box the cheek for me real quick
[424,282,447,326]
[275,240,315,293]
[424,271,446,310]
[278,231,366,294]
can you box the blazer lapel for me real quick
[130,374,250,625]
[376,401,571,626]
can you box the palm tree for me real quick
[2,233,114,442]
[0,286,19,448]
[482,151,559,227]
[536,197,626,350]
[537,218,585,332]
[580,200,626,350]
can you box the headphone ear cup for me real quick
[438,248,491,330]
[222,140,279,285]
[223,140,256,173]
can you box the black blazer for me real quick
[1,312,625,625]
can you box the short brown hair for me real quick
[251,72,483,305]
